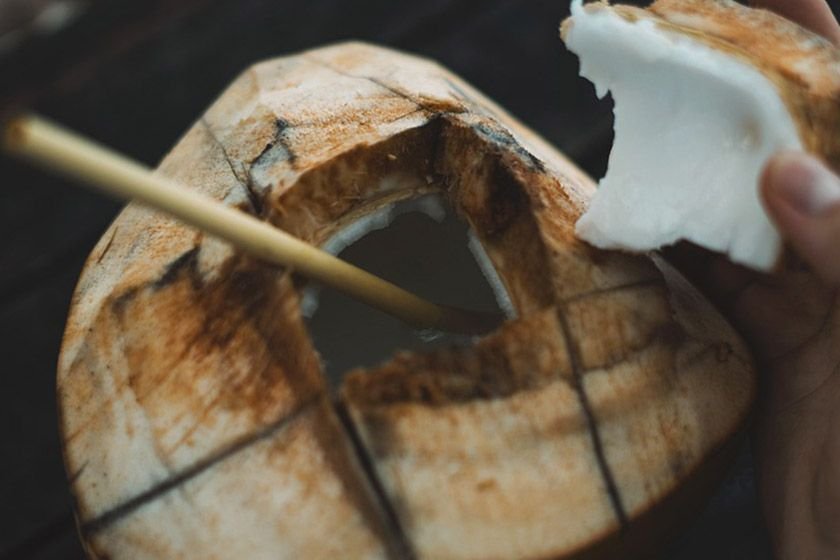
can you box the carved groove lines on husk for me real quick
[555,304,629,529]
[80,266,661,542]
[73,62,657,548]
[333,400,418,560]
[81,399,318,535]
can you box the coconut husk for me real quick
[58,41,755,559]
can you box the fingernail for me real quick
[765,153,840,216]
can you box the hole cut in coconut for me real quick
[304,193,510,387]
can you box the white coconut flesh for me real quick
[565,0,803,271]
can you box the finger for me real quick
[761,152,840,283]
[751,0,840,44]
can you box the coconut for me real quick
[562,0,840,271]
[58,42,755,559]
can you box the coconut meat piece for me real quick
[565,0,803,271]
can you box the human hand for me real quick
[746,150,840,559]
[680,2,840,558]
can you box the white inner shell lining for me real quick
[566,0,803,271]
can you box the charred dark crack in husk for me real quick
[244,118,297,216]
[243,173,265,217]
[471,121,545,173]
[198,118,247,187]
[198,118,264,216]
[152,246,201,291]
[251,118,297,168]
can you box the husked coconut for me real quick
[58,42,755,559]
[562,0,840,271]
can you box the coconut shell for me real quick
[58,42,755,559]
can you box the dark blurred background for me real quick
[1,1,837,558]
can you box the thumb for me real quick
[761,151,840,283]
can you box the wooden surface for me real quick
[4,0,832,557]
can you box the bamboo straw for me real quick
[3,114,498,334]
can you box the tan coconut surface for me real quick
[58,42,755,559]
